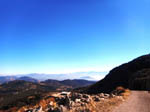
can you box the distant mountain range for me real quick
[0,76,17,83]
[0,71,107,82]
[0,76,38,84]
[0,76,96,89]
[43,79,96,88]
[17,76,39,83]
[20,72,106,81]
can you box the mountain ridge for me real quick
[84,54,150,94]
[0,71,106,81]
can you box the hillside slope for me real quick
[85,54,150,94]
[0,80,56,110]
[42,79,96,90]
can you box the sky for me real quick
[0,0,150,75]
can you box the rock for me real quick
[116,96,124,101]
[70,93,82,101]
[82,94,90,99]
[70,101,75,107]
[48,107,62,112]
[60,105,68,112]
[57,97,66,105]
[109,94,116,98]
[93,96,100,102]
[75,99,81,103]
[60,92,71,96]
[81,102,86,106]
[104,94,109,97]
[49,101,54,106]
[34,106,43,112]
[81,98,90,103]
[98,93,105,98]
[25,109,33,112]
[100,98,105,101]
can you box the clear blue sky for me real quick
[0,0,150,74]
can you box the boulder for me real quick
[75,99,81,103]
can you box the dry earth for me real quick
[113,91,150,112]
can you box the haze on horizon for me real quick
[0,0,150,75]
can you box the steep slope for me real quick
[85,54,150,94]
[129,69,150,90]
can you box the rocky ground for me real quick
[17,89,128,112]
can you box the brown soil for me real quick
[113,91,150,112]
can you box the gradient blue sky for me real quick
[0,0,150,74]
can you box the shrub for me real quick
[112,86,126,95]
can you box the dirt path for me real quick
[113,91,150,112]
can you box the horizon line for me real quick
[0,70,109,76]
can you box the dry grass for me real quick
[120,89,131,99]
[113,86,131,99]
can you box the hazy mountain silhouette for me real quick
[0,76,38,84]
[0,76,17,84]
[17,76,39,83]
[42,79,96,88]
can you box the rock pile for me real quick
[18,92,121,112]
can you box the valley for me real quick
[0,54,150,112]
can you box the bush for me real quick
[112,86,126,95]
